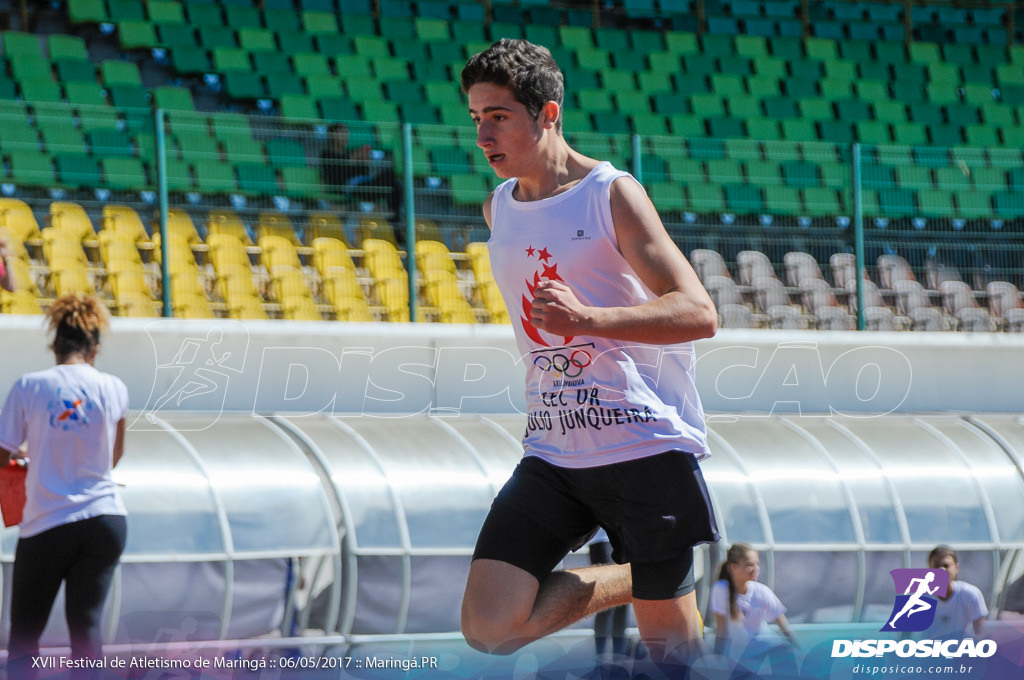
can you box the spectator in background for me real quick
[319,122,404,245]
[0,294,129,680]
[927,545,988,640]
[711,543,798,676]
[0,235,16,292]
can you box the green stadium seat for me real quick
[238,28,276,52]
[687,183,726,212]
[68,0,107,24]
[153,86,195,112]
[264,9,301,33]
[7,151,53,186]
[223,5,261,30]
[279,95,319,120]
[765,185,803,215]
[895,165,934,190]
[236,162,279,194]
[993,190,1024,218]
[781,119,817,142]
[170,47,211,75]
[55,153,102,187]
[668,115,705,137]
[198,27,237,50]
[802,187,842,215]
[220,136,263,163]
[302,10,339,33]
[101,60,142,87]
[222,71,265,100]
[193,160,237,193]
[10,55,52,83]
[87,129,133,157]
[871,101,908,124]
[184,3,224,28]
[54,57,96,83]
[781,160,821,187]
[252,51,291,75]
[798,99,835,121]
[955,190,993,218]
[102,157,148,189]
[157,23,198,49]
[64,83,106,109]
[21,79,63,103]
[276,30,315,55]
[117,20,158,50]
[746,118,782,141]
[280,166,321,198]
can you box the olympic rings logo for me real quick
[533,349,592,378]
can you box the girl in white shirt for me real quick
[0,294,129,680]
[711,543,798,674]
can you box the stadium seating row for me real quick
[0,199,502,324]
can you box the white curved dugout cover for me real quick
[0,318,1022,648]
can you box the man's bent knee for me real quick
[461,611,532,655]
[461,559,542,655]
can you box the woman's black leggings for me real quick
[7,514,127,680]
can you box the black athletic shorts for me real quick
[472,450,719,600]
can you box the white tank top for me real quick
[488,161,710,468]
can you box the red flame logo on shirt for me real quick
[521,245,574,347]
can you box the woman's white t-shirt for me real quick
[0,363,128,538]
[711,579,787,648]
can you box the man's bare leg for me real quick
[633,591,707,664]
[461,558,632,655]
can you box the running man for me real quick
[458,39,720,669]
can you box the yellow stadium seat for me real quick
[306,212,348,244]
[270,266,312,301]
[216,264,259,300]
[376,277,409,321]
[177,296,216,319]
[363,238,406,281]
[52,267,94,296]
[0,227,30,262]
[257,211,301,245]
[414,219,443,243]
[207,233,251,270]
[260,234,302,271]
[166,208,202,245]
[466,241,492,279]
[207,209,253,245]
[332,295,375,322]
[4,257,40,294]
[99,234,143,266]
[356,217,397,247]
[108,268,152,299]
[102,205,153,247]
[49,202,96,244]
[1,289,43,315]
[42,230,90,267]
[117,292,159,318]
[228,295,268,320]
[312,237,356,273]
[323,272,364,305]
[281,294,322,321]
[0,198,41,242]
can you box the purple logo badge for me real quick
[882,568,950,632]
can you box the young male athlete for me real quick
[459,39,720,668]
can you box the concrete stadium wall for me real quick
[0,315,1021,417]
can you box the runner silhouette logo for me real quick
[882,568,951,632]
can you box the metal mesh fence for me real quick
[1,101,1022,330]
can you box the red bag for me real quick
[0,459,27,527]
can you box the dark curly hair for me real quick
[47,293,109,360]
[461,39,564,132]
